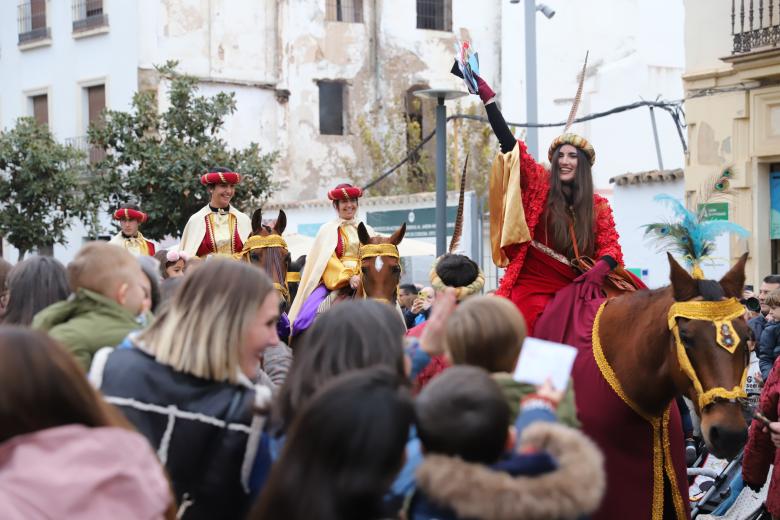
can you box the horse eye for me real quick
[392,265,401,274]
[361,267,368,274]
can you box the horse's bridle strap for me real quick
[359,243,399,260]
[668,297,747,409]
[286,272,301,283]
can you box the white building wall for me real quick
[499,0,686,188]
[0,0,141,263]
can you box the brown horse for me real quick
[239,209,293,311]
[357,222,406,304]
[566,253,750,519]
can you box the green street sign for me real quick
[698,202,728,221]
[366,207,458,238]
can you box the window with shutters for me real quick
[325,0,363,23]
[31,94,48,126]
[72,0,108,33]
[416,0,451,31]
[87,84,106,127]
[319,81,345,136]
[17,0,51,45]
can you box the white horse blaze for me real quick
[374,256,384,272]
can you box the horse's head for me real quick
[243,209,291,311]
[667,252,750,459]
[357,222,405,304]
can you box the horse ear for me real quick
[275,210,287,235]
[251,208,263,235]
[358,222,371,245]
[389,222,406,245]
[719,252,748,299]
[668,253,698,301]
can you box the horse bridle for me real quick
[358,243,400,305]
[235,234,300,304]
[667,297,748,410]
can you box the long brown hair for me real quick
[0,326,129,443]
[546,145,595,258]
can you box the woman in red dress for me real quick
[468,72,630,336]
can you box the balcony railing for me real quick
[17,1,50,45]
[72,0,108,33]
[65,135,106,165]
[732,0,780,54]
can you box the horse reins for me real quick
[667,298,748,410]
[358,243,400,305]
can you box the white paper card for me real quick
[513,337,578,391]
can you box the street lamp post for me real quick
[413,88,467,257]
[511,0,555,159]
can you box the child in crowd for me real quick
[758,288,780,380]
[250,367,414,520]
[444,295,579,428]
[155,250,188,279]
[32,242,147,370]
[408,366,604,520]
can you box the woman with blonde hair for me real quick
[94,259,281,519]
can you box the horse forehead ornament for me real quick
[667,297,747,411]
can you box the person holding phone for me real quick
[743,356,780,517]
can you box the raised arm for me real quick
[450,61,515,153]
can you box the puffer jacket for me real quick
[407,422,605,520]
[32,288,140,370]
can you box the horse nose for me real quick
[708,424,747,459]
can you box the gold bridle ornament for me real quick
[358,243,401,305]
[234,234,294,302]
[667,297,748,410]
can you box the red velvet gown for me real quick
[495,140,624,336]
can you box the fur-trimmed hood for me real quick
[414,422,605,520]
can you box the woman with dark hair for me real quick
[2,256,69,326]
[0,326,173,518]
[457,64,638,335]
[248,300,406,494]
[287,183,376,337]
[273,299,406,432]
[250,367,414,520]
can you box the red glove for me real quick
[475,75,496,104]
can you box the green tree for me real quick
[89,61,279,241]
[349,99,496,198]
[0,118,90,259]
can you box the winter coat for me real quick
[749,314,770,343]
[95,347,271,520]
[492,373,580,429]
[0,425,172,520]
[743,355,780,516]
[32,288,140,371]
[407,422,605,520]
[758,321,780,379]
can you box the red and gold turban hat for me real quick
[113,208,148,223]
[200,170,241,186]
[327,183,363,201]
[548,133,596,166]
